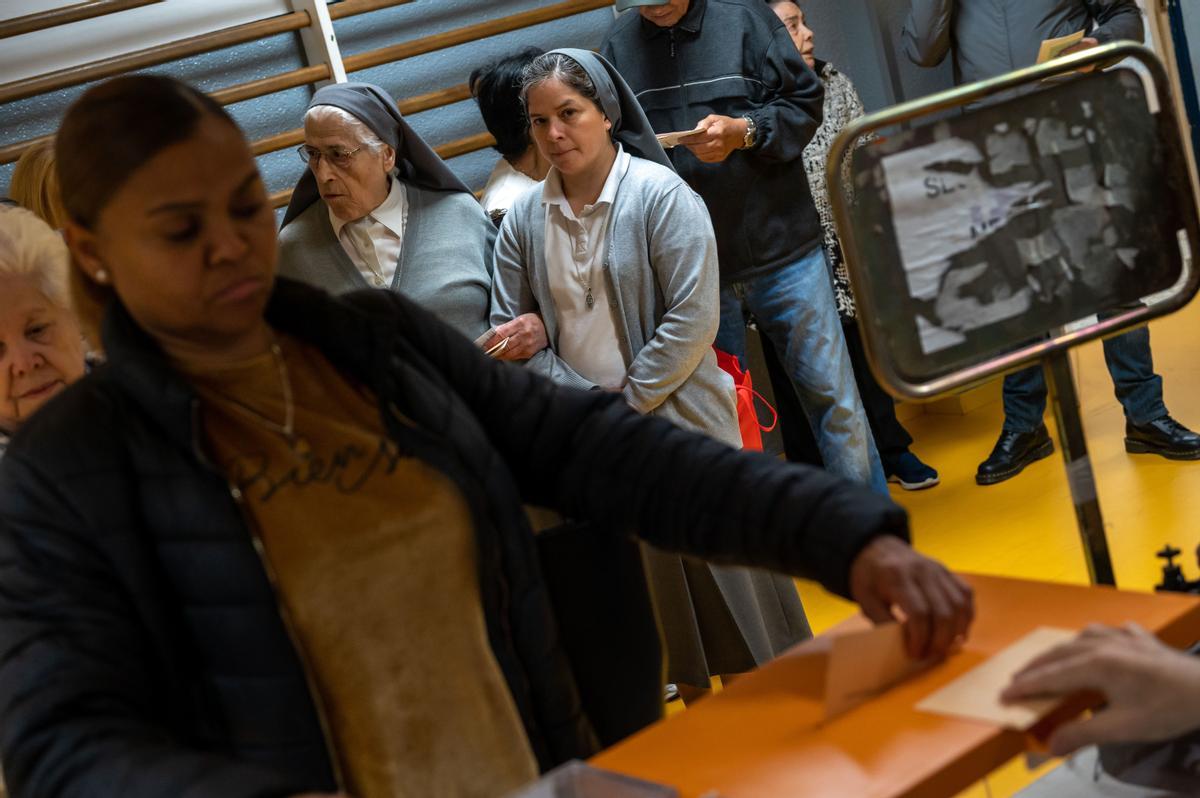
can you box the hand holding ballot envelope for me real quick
[849,535,975,660]
[477,312,549,361]
[658,115,750,163]
[1037,30,1100,73]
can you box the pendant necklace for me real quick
[569,227,596,311]
[215,336,310,458]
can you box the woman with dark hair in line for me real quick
[470,46,551,224]
[0,73,971,798]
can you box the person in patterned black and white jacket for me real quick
[769,0,940,490]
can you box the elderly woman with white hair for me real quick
[278,82,545,348]
[0,204,87,458]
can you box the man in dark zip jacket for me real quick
[601,0,889,495]
[904,0,1200,484]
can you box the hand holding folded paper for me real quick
[1037,30,1086,64]
[656,125,706,149]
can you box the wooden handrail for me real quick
[0,0,162,40]
[210,64,331,106]
[0,72,471,166]
[437,131,496,160]
[343,0,614,73]
[2,0,606,173]
[327,0,416,21]
[0,134,52,168]
[399,83,475,116]
[269,131,497,209]
[0,9,311,105]
[249,83,474,157]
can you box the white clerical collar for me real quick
[328,177,407,237]
[541,145,629,219]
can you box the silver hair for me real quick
[0,204,72,310]
[303,104,388,152]
[519,52,604,114]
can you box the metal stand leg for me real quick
[1044,350,1117,586]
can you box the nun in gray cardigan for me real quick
[492,49,811,691]
[277,82,495,341]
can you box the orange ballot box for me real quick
[592,574,1200,798]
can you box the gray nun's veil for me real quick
[544,48,675,172]
[282,81,470,227]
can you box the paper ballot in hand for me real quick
[1037,30,1086,64]
[656,125,706,149]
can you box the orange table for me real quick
[593,574,1200,798]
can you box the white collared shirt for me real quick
[481,158,538,215]
[542,146,631,390]
[329,178,409,289]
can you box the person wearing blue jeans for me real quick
[715,244,889,493]
[977,324,1200,485]
[601,0,889,495]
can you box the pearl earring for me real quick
[94,269,109,284]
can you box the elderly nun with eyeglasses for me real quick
[278,83,546,349]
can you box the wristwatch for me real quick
[741,115,758,150]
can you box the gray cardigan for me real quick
[491,155,740,448]
[277,181,495,341]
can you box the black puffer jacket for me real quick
[0,279,907,797]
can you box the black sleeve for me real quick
[747,22,825,162]
[0,454,300,798]
[384,293,910,599]
[1084,0,1144,44]
[901,0,954,67]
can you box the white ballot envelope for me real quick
[656,125,706,149]
[824,622,931,719]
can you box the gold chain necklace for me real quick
[209,336,310,457]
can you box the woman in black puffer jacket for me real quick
[0,74,970,798]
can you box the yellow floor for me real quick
[787,296,1200,796]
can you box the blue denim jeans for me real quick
[1003,325,1167,433]
[715,246,888,494]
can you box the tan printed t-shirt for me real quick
[175,334,538,798]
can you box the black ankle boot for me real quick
[975,425,1055,486]
[1125,416,1200,460]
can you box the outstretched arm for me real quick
[383,291,974,658]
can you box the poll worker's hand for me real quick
[848,536,974,660]
[1001,623,1200,756]
[680,115,749,163]
[484,313,548,361]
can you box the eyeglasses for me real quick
[297,144,365,169]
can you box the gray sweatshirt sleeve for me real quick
[902,0,954,67]
[622,185,721,414]
[490,206,598,391]
[1084,0,1143,44]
